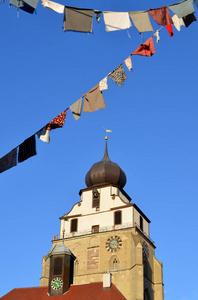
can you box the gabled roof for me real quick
[1,282,126,300]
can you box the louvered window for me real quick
[114,211,122,225]
[140,216,143,231]
[71,219,78,232]
[92,190,100,208]
[53,257,63,275]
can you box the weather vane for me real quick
[103,127,112,140]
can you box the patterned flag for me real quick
[99,77,108,91]
[108,64,127,87]
[124,56,132,71]
[47,109,68,130]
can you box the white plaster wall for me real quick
[61,206,133,235]
[133,208,149,236]
[118,190,130,203]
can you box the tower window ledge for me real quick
[56,223,154,244]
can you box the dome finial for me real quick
[102,136,110,162]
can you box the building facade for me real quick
[40,138,164,300]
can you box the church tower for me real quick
[40,137,164,300]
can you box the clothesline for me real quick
[0,19,195,174]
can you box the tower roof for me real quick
[85,138,127,189]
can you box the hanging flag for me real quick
[42,0,64,13]
[169,0,195,18]
[132,36,155,57]
[149,6,173,25]
[172,14,185,31]
[36,126,50,143]
[64,6,94,33]
[18,135,37,163]
[194,0,198,9]
[94,11,101,23]
[99,77,108,91]
[47,109,68,130]
[182,13,197,27]
[129,11,154,33]
[103,12,132,31]
[83,84,106,112]
[154,30,160,43]
[0,148,17,174]
[9,0,39,14]
[165,24,174,37]
[108,64,127,87]
[124,56,132,71]
[70,98,82,121]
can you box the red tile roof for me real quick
[1,282,126,300]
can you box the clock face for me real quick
[142,242,149,262]
[106,235,122,252]
[51,277,63,290]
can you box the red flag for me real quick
[149,7,173,25]
[165,24,174,37]
[132,37,155,57]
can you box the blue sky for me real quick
[0,0,198,299]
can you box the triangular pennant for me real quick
[108,64,127,87]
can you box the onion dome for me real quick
[85,137,126,189]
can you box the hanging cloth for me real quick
[83,84,106,112]
[149,6,173,25]
[41,0,64,13]
[124,56,133,71]
[103,12,132,31]
[108,64,127,87]
[9,0,39,14]
[154,30,160,43]
[99,77,108,91]
[194,0,198,9]
[64,6,94,32]
[129,11,154,33]
[182,13,197,27]
[172,14,185,31]
[165,24,174,37]
[94,11,101,23]
[70,98,82,121]
[169,0,195,18]
[36,126,50,143]
[132,36,155,57]
[0,148,17,174]
[18,135,36,163]
[46,109,68,130]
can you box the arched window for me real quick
[144,288,151,300]
[109,255,119,270]
[113,258,118,269]
[74,260,79,275]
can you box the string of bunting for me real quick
[0,0,197,174]
[6,0,198,34]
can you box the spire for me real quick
[102,136,110,162]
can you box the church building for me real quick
[1,138,164,300]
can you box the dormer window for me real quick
[71,219,78,232]
[92,190,100,208]
[114,211,122,225]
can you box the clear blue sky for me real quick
[0,0,198,299]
